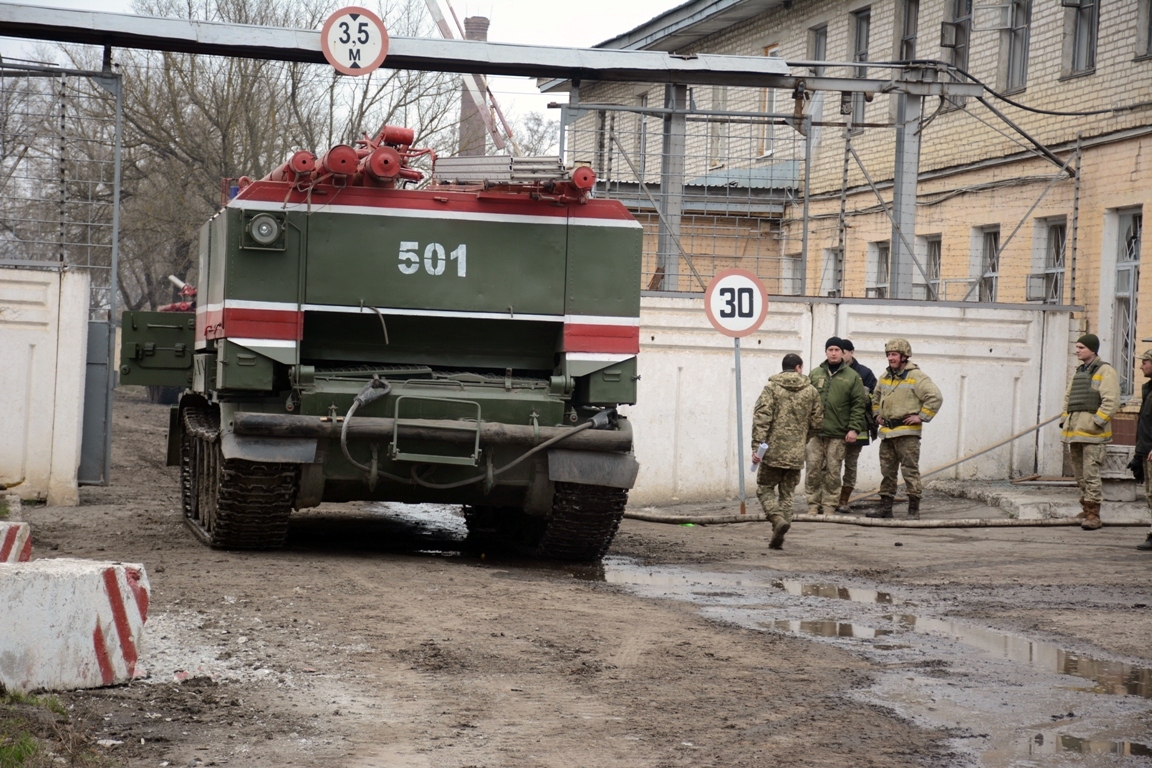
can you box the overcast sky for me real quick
[0,0,680,118]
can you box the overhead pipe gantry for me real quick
[0,2,983,297]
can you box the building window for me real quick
[1140,0,1152,58]
[1114,210,1143,397]
[1042,221,1066,303]
[978,227,1000,302]
[851,9,870,129]
[944,0,973,72]
[866,241,891,298]
[899,0,919,59]
[913,236,942,299]
[809,25,828,75]
[780,254,801,296]
[1066,0,1099,74]
[1004,0,1032,91]
[759,45,778,157]
[709,86,727,167]
[822,248,844,297]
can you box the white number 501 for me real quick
[399,241,466,277]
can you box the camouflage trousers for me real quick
[1145,456,1152,534]
[842,442,864,489]
[1069,442,1106,504]
[879,435,921,498]
[805,436,847,513]
[757,466,801,524]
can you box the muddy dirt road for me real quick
[13,390,1152,766]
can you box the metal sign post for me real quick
[704,269,769,515]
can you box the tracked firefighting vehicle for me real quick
[119,125,641,561]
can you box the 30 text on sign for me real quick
[704,268,769,338]
[321,7,389,76]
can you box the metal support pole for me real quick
[657,83,687,291]
[734,336,746,515]
[890,91,922,299]
[801,114,812,296]
[105,73,121,486]
[834,114,852,296]
[1069,133,1082,309]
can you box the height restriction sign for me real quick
[321,7,389,76]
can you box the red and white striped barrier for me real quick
[0,522,31,562]
[0,559,150,692]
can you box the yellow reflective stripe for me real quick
[1091,374,1105,381]
[920,407,937,418]
[1094,411,1111,422]
[880,424,922,434]
[1062,429,1113,438]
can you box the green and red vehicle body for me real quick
[120,130,642,560]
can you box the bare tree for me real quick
[510,111,560,156]
[60,0,459,311]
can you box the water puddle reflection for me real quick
[1018,733,1152,757]
[772,619,893,639]
[773,579,900,604]
[892,615,1152,699]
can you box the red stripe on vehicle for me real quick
[198,308,303,342]
[93,624,115,686]
[102,568,138,676]
[17,536,30,562]
[0,526,17,561]
[563,324,640,354]
[234,181,635,221]
[124,567,149,623]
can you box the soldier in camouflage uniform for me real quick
[866,338,943,520]
[751,353,823,549]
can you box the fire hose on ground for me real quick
[624,414,1151,528]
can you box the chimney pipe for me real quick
[457,16,490,157]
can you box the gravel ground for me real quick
[7,387,1152,767]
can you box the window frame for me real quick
[851,8,871,131]
[978,227,1000,303]
[899,0,919,60]
[1003,0,1032,93]
[1065,0,1099,76]
[809,25,828,76]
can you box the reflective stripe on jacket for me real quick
[1061,358,1120,444]
[872,363,943,438]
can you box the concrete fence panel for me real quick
[626,294,1073,505]
[0,268,90,505]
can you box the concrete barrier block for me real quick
[0,559,150,693]
[0,522,31,562]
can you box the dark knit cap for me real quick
[839,338,855,352]
[1077,333,1100,354]
[825,336,844,350]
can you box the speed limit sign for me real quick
[704,268,769,338]
[321,7,390,76]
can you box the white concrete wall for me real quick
[0,268,90,505]
[623,295,1073,505]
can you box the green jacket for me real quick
[809,361,867,439]
[751,371,823,469]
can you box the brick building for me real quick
[568,0,1151,397]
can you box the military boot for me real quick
[1137,533,1152,551]
[866,496,894,519]
[1074,498,1090,520]
[835,486,853,514]
[1080,500,1103,530]
[907,496,921,520]
[769,517,791,550]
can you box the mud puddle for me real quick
[601,557,1152,767]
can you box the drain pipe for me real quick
[624,510,1148,528]
[623,413,1150,528]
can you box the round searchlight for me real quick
[249,214,281,246]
